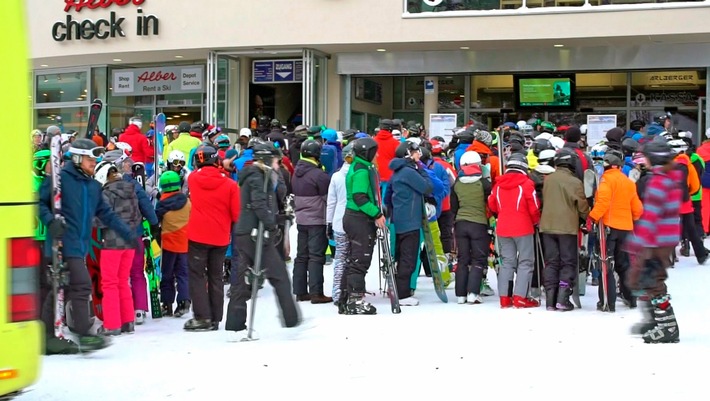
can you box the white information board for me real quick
[586,115,617,147]
[428,114,458,144]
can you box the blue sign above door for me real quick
[252,59,303,84]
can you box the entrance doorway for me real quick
[249,82,303,128]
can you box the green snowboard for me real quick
[420,202,448,303]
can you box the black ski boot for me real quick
[556,283,574,312]
[161,303,173,317]
[76,334,112,351]
[630,301,655,335]
[545,287,557,311]
[342,293,377,315]
[174,300,191,317]
[223,259,231,284]
[680,240,690,257]
[643,305,679,343]
[183,318,214,331]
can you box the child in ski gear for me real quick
[292,139,333,304]
[146,150,189,198]
[451,151,491,304]
[39,139,136,350]
[539,148,590,311]
[625,140,681,343]
[94,161,142,335]
[225,143,300,338]
[156,171,192,318]
[487,153,541,308]
[588,150,644,311]
[384,141,433,306]
[327,143,353,306]
[184,145,240,331]
[341,138,385,315]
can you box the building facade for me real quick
[29,0,710,141]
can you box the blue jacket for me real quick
[122,175,158,233]
[453,143,470,171]
[234,149,254,172]
[327,141,343,170]
[39,163,135,258]
[425,160,448,221]
[622,156,635,177]
[384,158,433,234]
[320,143,338,176]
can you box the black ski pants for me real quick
[188,240,227,322]
[681,212,707,263]
[41,256,93,336]
[598,228,633,306]
[438,210,455,254]
[542,234,578,290]
[395,230,419,299]
[225,234,300,332]
[293,224,327,296]
[342,210,377,296]
[454,221,489,297]
[692,200,704,239]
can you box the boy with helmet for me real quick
[292,139,333,304]
[94,161,142,335]
[384,141,433,306]
[155,171,192,318]
[588,150,644,312]
[487,154,540,308]
[225,142,301,339]
[119,117,153,166]
[529,148,556,207]
[165,121,201,166]
[39,139,137,351]
[184,145,240,331]
[340,138,385,314]
[539,148,590,311]
[451,151,491,304]
[625,140,682,343]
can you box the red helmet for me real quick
[430,139,443,154]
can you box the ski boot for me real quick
[480,279,495,296]
[556,282,575,312]
[161,303,173,317]
[45,337,81,355]
[545,287,557,311]
[76,334,112,351]
[466,293,482,304]
[135,309,147,325]
[223,259,231,284]
[174,300,191,317]
[183,318,215,332]
[342,292,377,315]
[643,305,679,344]
[679,240,690,257]
[121,322,135,334]
[513,295,539,308]
[630,301,655,335]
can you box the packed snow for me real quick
[20,233,710,401]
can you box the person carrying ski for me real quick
[451,151,491,304]
[539,149,590,311]
[225,142,301,340]
[588,150,644,312]
[487,153,540,308]
[155,171,192,318]
[39,139,137,352]
[184,145,240,331]
[327,143,353,307]
[341,137,385,315]
[625,140,681,343]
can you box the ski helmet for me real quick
[406,137,422,147]
[342,143,355,161]
[532,138,553,157]
[537,149,556,166]
[602,149,624,168]
[395,140,420,159]
[46,125,61,137]
[294,124,309,137]
[342,129,359,144]
[33,149,51,175]
[351,137,378,162]
[168,150,186,166]
[270,118,281,128]
[420,147,432,163]
[128,116,142,129]
[379,119,395,131]
[247,136,266,149]
[549,137,565,150]
[621,138,640,155]
[667,139,688,154]
[300,139,322,160]
[508,132,525,147]
[94,161,118,186]
[252,142,277,164]
[159,171,182,193]
[178,122,191,133]
[460,151,482,166]
[554,148,577,170]
[540,121,556,134]
[258,116,271,129]
[506,153,529,172]
[407,124,422,137]
[69,138,105,165]
[31,129,43,140]
[239,127,253,138]
[430,139,444,155]
[215,134,231,149]
[590,143,608,161]
[115,142,133,160]
[111,127,124,138]
[642,140,673,166]
[190,121,207,133]
[194,145,219,168]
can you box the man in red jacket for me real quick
[120,117,154,165]
[488,153,541,309]
[184,145,240,331]
[374,119,400,185]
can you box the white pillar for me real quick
[423,76,438,134]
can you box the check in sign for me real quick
[252,59,303,84]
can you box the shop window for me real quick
[35,107,88,132]
[576,72,627,108]
[393,77,404,109]
[91,67,108,102]
[36,71,88,104]
[470,75,514,110]
[630,69,706,130]
[157,92,204,106]
[438,76,466,110]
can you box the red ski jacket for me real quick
[374,129,400,183]
[488,171,540,237]
[120,124,154,164]
[187,166,240,246]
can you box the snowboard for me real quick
[377,226,401,314]
[87,227,104,321]
[421,201,448,303]
[154,113,166,191]
[85,99,103,138]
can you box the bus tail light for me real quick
[8,237,40,322]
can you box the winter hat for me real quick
[392,129,402,140]
[632,152,646,165]
[225,149,239,160]
[322,128,338,143]
[564,126,582,143]
[606,127,625,143]
[506,153,529,172]
[475,130,493,147]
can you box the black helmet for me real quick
[642,139,674,166]
[506,153,529,172]
[379,119,395,131]
[351,137,378,162]
[247,136,265,149]
[420,147,432,162]
[343,128,359,143]
[621,138,640,155]
[258,116,271,128]
[178,121,191,133]
[554,148,577,170]
[300,139,322,160]
[270,118,281,128]
[455,129,475,145]
[507,132,525,147]
[194,145,219,168]
[111,127,124,137]
[190,121,206,133]
[69,138,105,166]
[294,124,309,137]
[307,125,323,137]
[532,138,553,157]
[603,149,624,168]
[407,125,421,137]
[252,142,277,164]
[395,140,420,159]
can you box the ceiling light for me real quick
[181,113,188,116]
[43,93,48,96]
[553,44,564,48]
[459,46,470,50]
[167,117,173,120]
[376,48,386,52]
[173,115,181,118]
[84,89,87,93]
[113,58,122,62]
[59,90,64,94]
[40,64,48,67]
[174,55,184,59]
[77,97,83,100]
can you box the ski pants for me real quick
[598,228,633,306]
[188,241,228,322]
[65,257,93,335]
[225,234,300,332]
[702,188,710,234]
[395,230,419,299]
[497,235,535,298]
[342,210,377,298]
[332,231,349,303]
[692,200,704,240]
[437,210,455,254]
[629,254,670,299]
[293,224,327,296]
[542,233,578,290]
[454,221,489,297]
[130,239,148,311]
[101,249,135,330]
[681,212,707,263]
[160,250,189,305]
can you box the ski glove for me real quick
[327,224,334,241]
[425,203,437,220]
[48,217,66,238]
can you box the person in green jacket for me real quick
[33,149,51,241]
[341,137,386,315]
[165,121,201,169]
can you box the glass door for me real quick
[303,49,328,126]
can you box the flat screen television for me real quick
[513,73,576,111]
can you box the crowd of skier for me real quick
[32,113,702,353]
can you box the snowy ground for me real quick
[21,235,710,401]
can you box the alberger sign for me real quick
[53,0,159,42]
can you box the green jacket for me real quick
[452,176,490,226]
[345,156,382,218]
[690,152,705,201]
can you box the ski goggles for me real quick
[171,159,186,167]
[69,146,105,159]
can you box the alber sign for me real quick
[53,0,160,42]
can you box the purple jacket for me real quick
[292,158,331,225]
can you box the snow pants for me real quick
[188,241,227,322]
[498,235,535,298]
[293,224,327,296]
[438,209,455,254]
[542,233,578,290]
[454,220,489,297]
[101,249,135,330]
[160,250,189,305]
[342,210,377,298]
[598,228,633,306]
[681,212,707,263]
[130,239,148,311]
[332,231,349,303]
[395,230,419,299]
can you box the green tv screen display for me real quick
[514,74,575,110]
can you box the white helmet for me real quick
[165,125,177,134]
[705,128,710,139]
[580,124,588,135]
[517,120,527,130]
[239,128,252,137]
[550,137,565,150]
[406,137,421,146]
[94,161,118,186]
[537,149,556,165]
[536,132,553,142]
[115,142,133,156]
[460,151,482,166]
[668,139,688,154]
[129,116,142,129]
[168,150,186,163]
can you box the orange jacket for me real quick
[589,168,643,231]
[466,142,500,183]
[157,192,191,253]
[675,153,700,214]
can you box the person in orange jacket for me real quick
[466,131,500,183]
[588,150,643,311]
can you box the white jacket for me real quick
[326,162,350,233]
